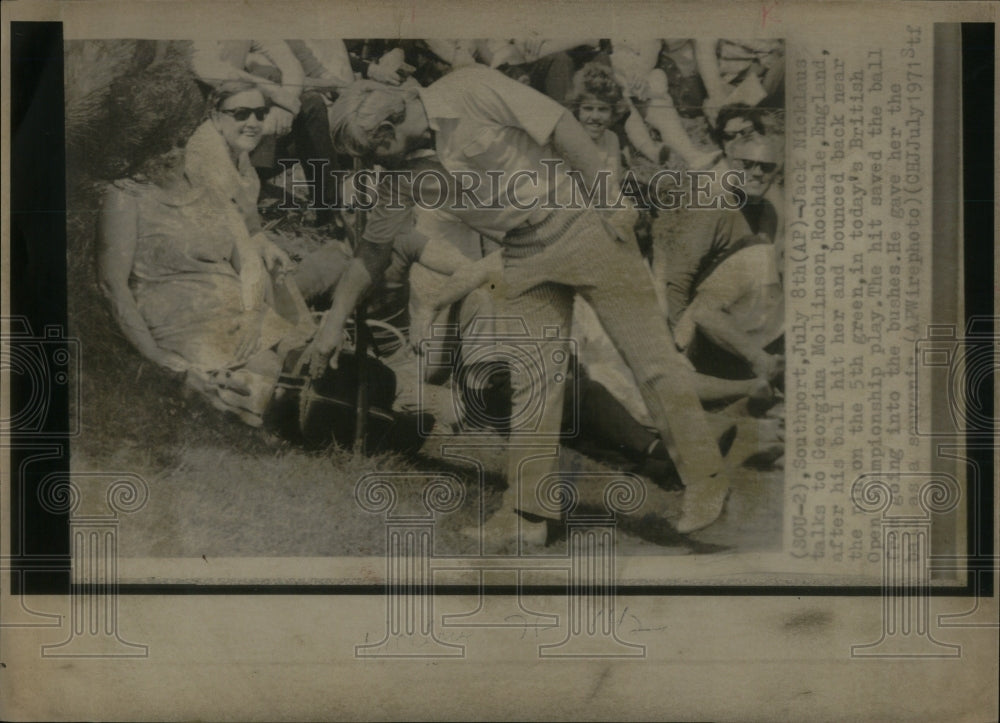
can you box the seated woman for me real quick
[97,68,314,426]
[97,67,430,454]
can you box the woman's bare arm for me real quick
[96,186,188,372]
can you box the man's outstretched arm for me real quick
[550,110,608,185]
[301,240,393,375]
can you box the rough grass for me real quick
[69,176,781,563]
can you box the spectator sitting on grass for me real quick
[98,65,310,426]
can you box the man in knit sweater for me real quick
[303,67,731,543]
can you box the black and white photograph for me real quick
[62,35,788,579]
[2,1,996,720]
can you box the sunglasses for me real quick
[732,158,778,174]
[219,106,269,122]
[720,125,759,142]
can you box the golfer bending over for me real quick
[303,66,729,543]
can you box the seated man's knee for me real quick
[292,245,351,307]
[298,91,328,119]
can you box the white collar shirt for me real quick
[415,66,576,241]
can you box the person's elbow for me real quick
[95,250,120,301]
[97,270,129,309]
[550,109,579,146]
[355,240,393,286]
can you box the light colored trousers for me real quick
[496,211,724,519]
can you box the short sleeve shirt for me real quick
[654,208,755,329]
[360,66,579,248]
[417,66,574,240]
[384,228,430,288]
[673,243,784,350]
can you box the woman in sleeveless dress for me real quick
[97,65,313,425]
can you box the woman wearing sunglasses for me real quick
[185,80,272,235]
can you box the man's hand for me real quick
[254,235,292,272]
[603,204,640,245]
[149,349,189,373]
[267,107,295,137]
[301,322,347,379]
[301,250,382,377]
